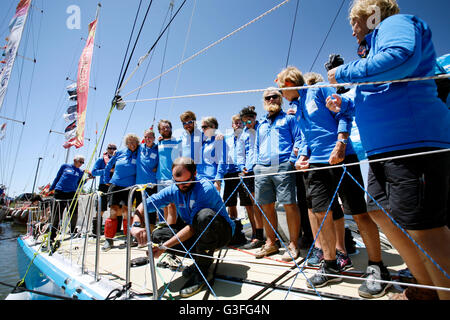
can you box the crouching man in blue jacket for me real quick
[130,156,235,298]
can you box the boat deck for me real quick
[52,226,406,300]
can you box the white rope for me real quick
[122,73,450,103]
[120,0,292,98]
[122,148,449,190]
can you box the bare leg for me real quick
[353,212,382,262]
[408,227,450,300]
[334,216,346,254]
[283,203,301,249]
[368,210,434,287]
[309,210,321,249]
[315,210,336,261]
[227,206,238,219]
[261,203,277,246]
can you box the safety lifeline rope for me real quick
[122,73,450,104]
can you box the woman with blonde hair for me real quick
[102,133,140,251]
[327,0,450,299]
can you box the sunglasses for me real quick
[107,147,116,150]
[201,125,209,129]
[173,173,194,186]
[242,120,253,124]
[182,120,195,126]
[264,95,280,101]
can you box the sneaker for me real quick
[306,262,342,288]
[358,265,391,299]
[336,250,353,271]
[241,238,265,250]
[179,270,211,298]
[254,243,279,259]
[306,247,323,267]
[102,238,114,252]
[281,246,300,262]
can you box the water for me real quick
[0,221,26,300]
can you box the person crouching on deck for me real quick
[130,156,235,298]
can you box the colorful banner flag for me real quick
[0,0,32,111]
[64,18,98,149]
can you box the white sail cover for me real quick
[0,0,32,111]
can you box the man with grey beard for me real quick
[253,87,302,261]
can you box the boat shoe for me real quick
[254,243,279,259]
[281,246,300,262]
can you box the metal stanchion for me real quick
[81,194,93,274]
[94,191,102,282]
[125,185,158,300]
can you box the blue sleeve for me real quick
[289,116,303,163]
[236,135,246,171]
[298,131,310,158]
[216,138,227,179]
[92,158,104,177]
[336,15,420,83]
[50,165,65,191]
[214,138,224,180]
[145,186,174,213]
[103,153,117,184]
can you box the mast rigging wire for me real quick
[308,0,346,72]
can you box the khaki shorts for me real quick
[254,161,297,205]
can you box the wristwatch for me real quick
[337,138,348,145]
[132,221,142,228]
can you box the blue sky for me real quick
[1,0,449,197]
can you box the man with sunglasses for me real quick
[179,110,204,165]
[130,156,235,298]
[253,87,302,261]
[91,143,117,236]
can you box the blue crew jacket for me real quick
[136,143,159,184]
[104,147,138,187]
[50,164,84,192]
[196,136,223,181]
[92,156,112,185]
[335,14,450,156]
[236,121,259,173]
[217,132,241,179]
[180,128,204,164]
[293,85,355,163]
[255,110,302,166]
[145,178,235,235]
[156,138,182,181]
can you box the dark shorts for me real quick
[223,172,253,207]
[98,184,109,212]
[241,173,255,194]
[304,154,367,217]
[107,184,135,208]
[366,148,449,230]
